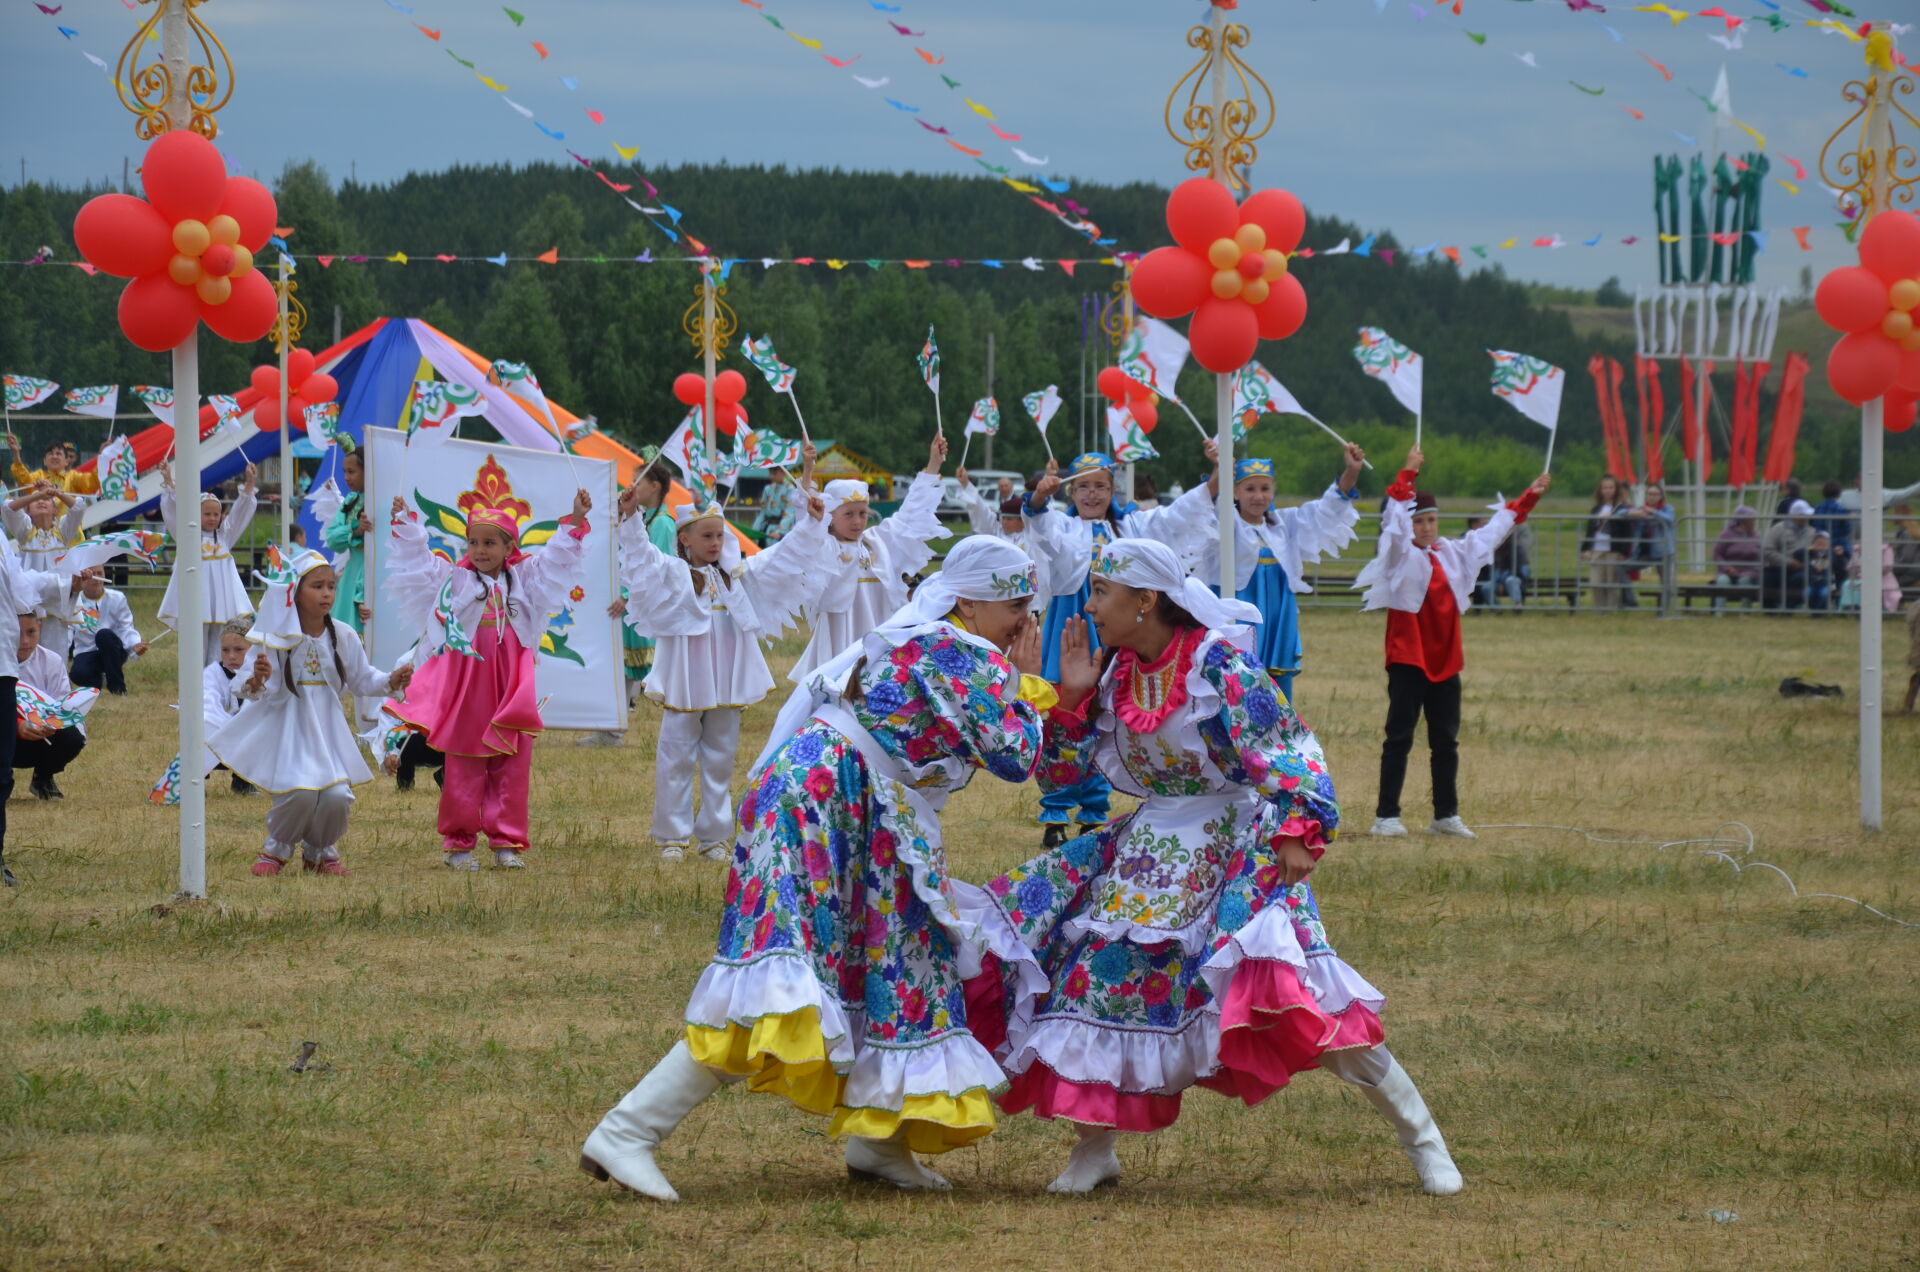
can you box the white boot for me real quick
[1321,1046,1463,1195]
[1047,1125,1123,1193]
[844,1127,951,1190]
[581,1040,723,1202]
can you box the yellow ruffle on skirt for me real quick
[685,1010,999,1155]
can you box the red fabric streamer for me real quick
[1680,359,1714,483]
[1728,360,1770,488]
[1607,356,1636,484]
[1635,356,1668,484]
[1589,355,1626,482]
[1763,352,1812,484]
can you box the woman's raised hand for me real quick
[1057,616,1102,702]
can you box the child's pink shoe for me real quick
[250,855,284,877]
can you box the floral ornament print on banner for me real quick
[3,375,58,411]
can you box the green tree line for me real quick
[4,160,1902,495]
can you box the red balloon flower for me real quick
[671,369,747,435]
[1814,207,1920,430]
[1129,177,1308,374]
[72,130,278,353]
[248,348,340,433]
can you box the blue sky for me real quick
[0,0,1882,289]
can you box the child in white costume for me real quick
[5,485,88,659]
[616,485,828,861]
[158,460,259,666]
[209,549,411,877]
[790,434,948,681]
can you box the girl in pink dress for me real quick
[385,487,591,871]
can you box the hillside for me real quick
[4,161,1911,491]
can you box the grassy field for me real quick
[2,599,1917,1272]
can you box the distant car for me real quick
[935,469,1021,520]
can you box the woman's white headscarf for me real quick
[1091,538,1261,651]
[752,534,1040,773]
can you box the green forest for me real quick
[2,159,1909,494]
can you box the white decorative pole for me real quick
[276,253,293,546]
[161,0,206,899]
[1857,44,1894,832]
[1209,1,1235,596]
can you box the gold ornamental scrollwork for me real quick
[117,0,234,141]
[269,271,308,356]
[1819,72,1920,222]
[681,267,738,362]
[1163,18,1274,191]
[1102,279,1131,353]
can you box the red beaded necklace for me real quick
[1111,625,1202,733]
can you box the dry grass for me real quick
[2,599,1917,1272]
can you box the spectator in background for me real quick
[1479,516,1533,610]
[1812,479,1854,567]
[1806,531,1836,613]
[751,471,793,543]
[1893,502,1920,607]
[1761,499,1817,610]
[995,474,1015,504]
[1463,516,1492,610]
[1132,474,1161,511]
[1712,505,1762,613]
[1580,475,1636,611]
[1626,480,1677,615]
[1774,478,1805,518]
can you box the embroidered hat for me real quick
[673,502,729,529]
[823,479,871,511]
[1063,452,1116,483]
[1233,457,1274,483]
[466,507,522,544]
[1091,539,1260,650]
[249,546,333,651]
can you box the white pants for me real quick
[262,784,355,863]
[652,707,741,851]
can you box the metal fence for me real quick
[1284,510,1920,618]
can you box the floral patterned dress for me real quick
[968,625,1386,1133]
[682,624,1051,1153]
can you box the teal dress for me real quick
[322,492,366,632]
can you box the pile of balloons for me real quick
[672,370,748,434]
[72,129,278,354]
[1130,177,1308,374]
[248,348,339,432]
[1096,366,1158,432]
[1814,207,1920,432]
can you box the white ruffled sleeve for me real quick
[158,488,179,538]
[615,514,706,637]
[384,514,454,642]
[1354,494,1427,613]
[512,521,589,620]
[1266,485,1361,595]
[871,470,947,580]
[738,507,831,626]
[956,482,998,537]
[218,490,257,551]
[1019,505,1082,597]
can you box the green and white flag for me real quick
[964,396,1001,437]
[2,374,57,411]
[665,409,718,502]
[1118,317,1189,401]
[304,401,344,448]
[1022,385,1063,438]
[130,385,174,428]
[406,379,486,442]
[738,426,803,471]
[917,326,940,394]
[1487,349,1565,431]
[1105,404,1158,463]
[1353,327,1423,417]
[63,385,118,419]
[97,436,139,500]
[205,394,243,442]
[740,333,797,394]
[488,360,556,431]
[1232,361,1326,442]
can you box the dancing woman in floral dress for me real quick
[582,536,1060,1201]
[969,538,1463,1196]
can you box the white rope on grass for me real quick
[1475,821,1920,929]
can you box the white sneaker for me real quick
[1427,816,1477,839]
[658,844,686,862]
[494,849,527,868]
[697,842,731,863]
[1369,817,1408,837]
[443,851,479,871]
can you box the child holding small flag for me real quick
[157,460,258,666]
[211,551,412,876]
[383,486,592,871]
[7,436,99,496]
[614,481,828,862]
[5,485,89,659]
[68,569,147,695]
[1355,446,1550,839]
